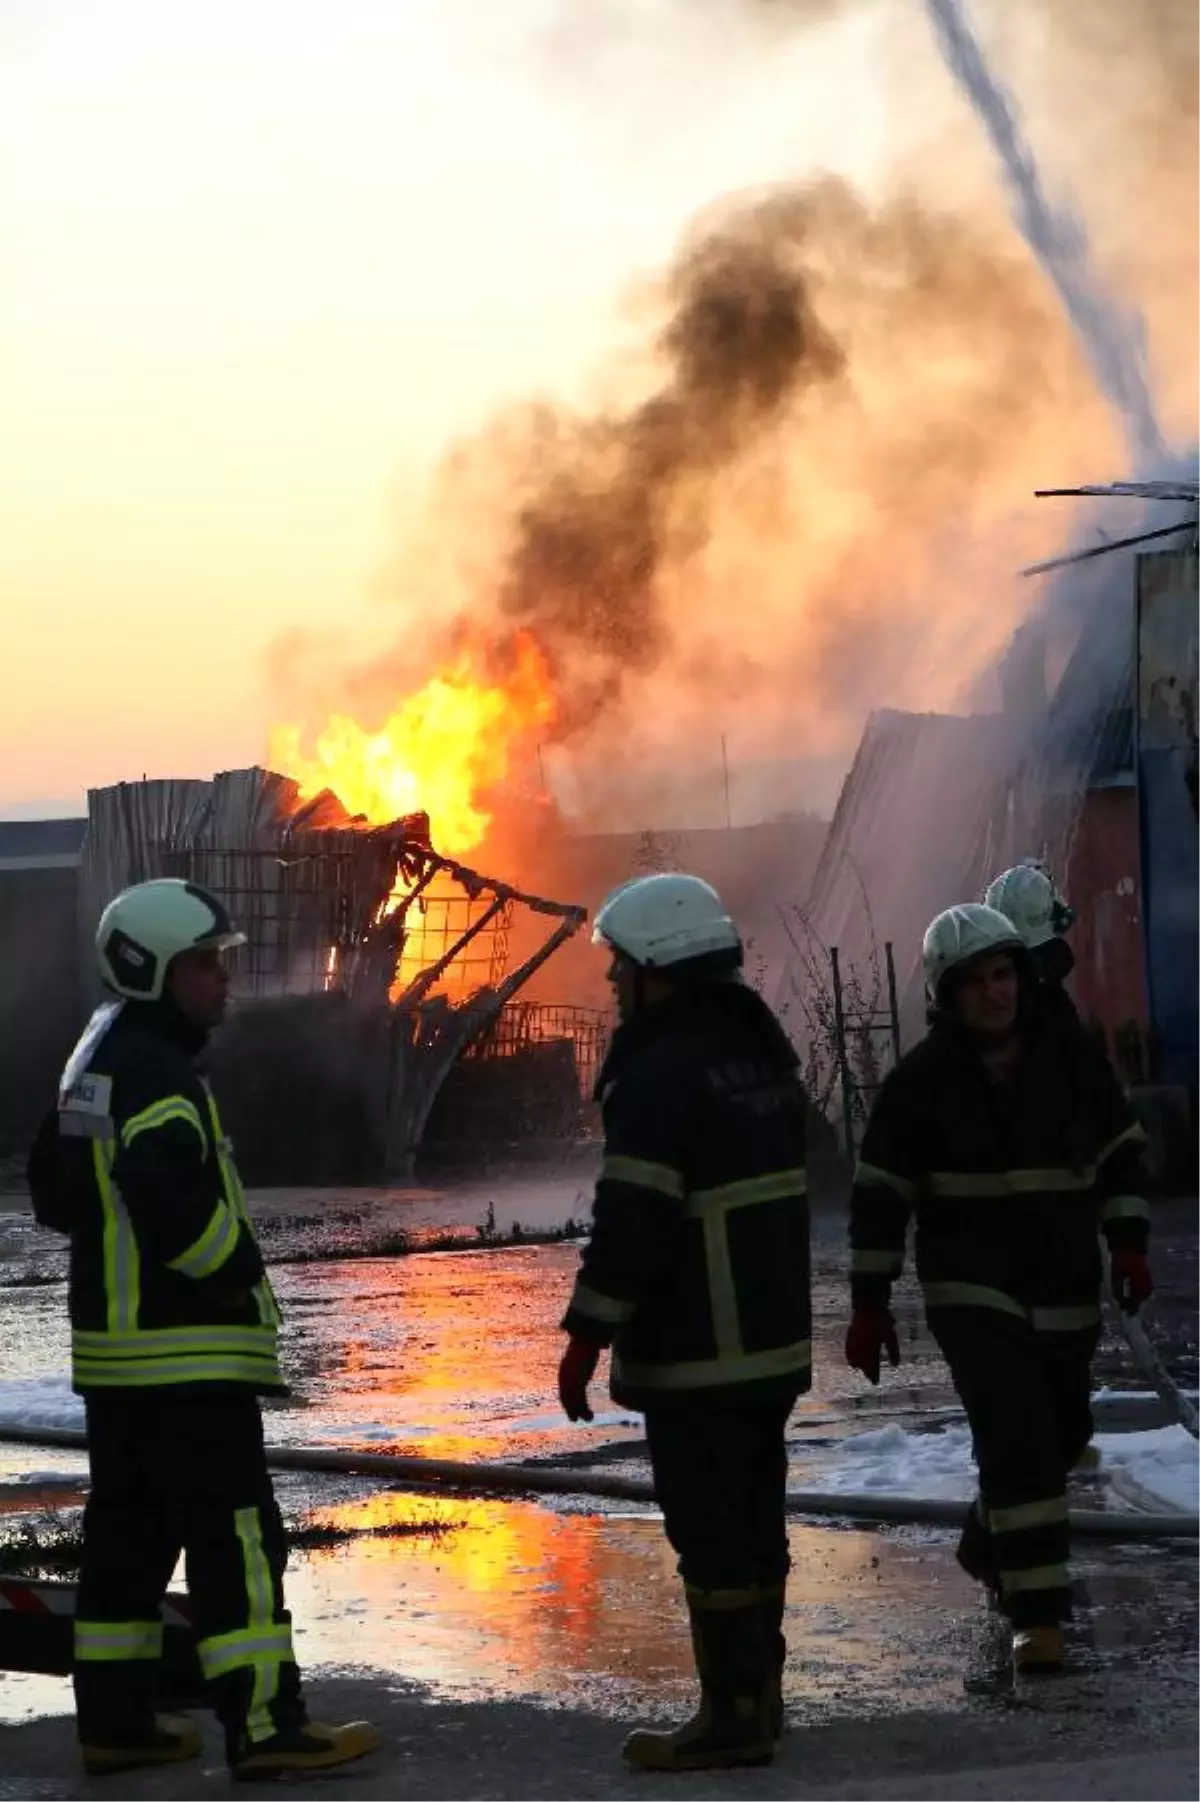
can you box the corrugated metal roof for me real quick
[1036,618,1135,784]
[789,708,1021,1040]
[1088,705,1134,783]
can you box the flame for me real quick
[270,630,555,854]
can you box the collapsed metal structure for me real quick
[79,768,588,1178]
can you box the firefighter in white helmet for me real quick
[985,860,1078,1021]
[26,880,380,1780]
[558,874,810,1771]
[844,903,1153,1675]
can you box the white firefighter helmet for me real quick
[984,860,1074,948]
[922,902,1025,1001]
[592,873,741,970]
[96,879,246,1002]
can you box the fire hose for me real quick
[0,1422,1194,1539]
[2,1247,1194,1542]
[1102,1246,1199,1441]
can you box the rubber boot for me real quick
[957,1499,1004,1613]
[623,1588,775,1772]
[1012,1626,1066,1675]
[75,1634,202,1776]
[81,1714,203,1777]
[231,1720,383,1781]
[759,1584,787,1742]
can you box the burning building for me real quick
[0,766,588,1179]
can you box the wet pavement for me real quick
[0,1496,1195,1796]
[0,1187,977,1470]
[0,1180,1195,1795]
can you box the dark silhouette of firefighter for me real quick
[845,902,1152,1674]
[27,879,381,1779]
[557,873,810,1771]
[985,859,1079,1022]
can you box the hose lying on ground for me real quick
[1117,1310,1200,1440]
[0,1424,1194,1541]
[1101,1247,1200,1441]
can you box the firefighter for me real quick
[986,859,1129,1473]
[984,859,1078,1022]
[26,880,380,1779]
[844,903,1152,1674]
[557,874,810,1771]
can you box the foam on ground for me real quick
[0,1377,83,1435]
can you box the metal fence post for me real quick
[829,946,855,1160]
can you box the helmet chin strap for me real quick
[1051,898,1076,936]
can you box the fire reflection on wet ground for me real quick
[270,1243,970,1465]
[256,1479,1200,1723]
[275,1484,982,1714]
[0,1194,1194,1731]
[0,1445,1194,1730]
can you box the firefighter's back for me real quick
[609,981,811,1409]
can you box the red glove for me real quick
[1109,1248,1153,1316]
[845,1307,900,1385]
[558,1336,602,1422]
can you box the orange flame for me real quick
[269,631,556,854]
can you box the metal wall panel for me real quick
[1136,552,1199,1086]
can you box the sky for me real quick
[0,0,1194,823]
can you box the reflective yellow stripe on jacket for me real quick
[609,1166,809,1393]
[70,1084,282,1392]
[167,1201,242,1281]
[612,1340,813,1393]
[94,1136,140,1333]
[921,1281,1101,1333]
[204,1084,282,1330]
[120,1095,208,1155]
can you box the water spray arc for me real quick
[924,0,1165,468]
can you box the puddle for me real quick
[0,1218,973,1467]
[282,1490,992,1715]
[7,1478,1193,1731]
[0,1489,990,1725]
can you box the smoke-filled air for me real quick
[269,0,1198,854]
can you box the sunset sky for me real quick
[1,1,1193,822]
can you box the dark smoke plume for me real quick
[495,215,843,729]
[449,171,1095,752]
[277,154,1127,805]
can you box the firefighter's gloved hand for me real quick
[845,1307,900,1385]
[1109,1248,1153,1316]
[558,1335,602,1422]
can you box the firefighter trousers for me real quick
[643,1393,796,1592]
[928,1307,1098,1628]
[75,1390,305,1751]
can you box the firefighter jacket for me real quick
[27,999,283,1396]
[849,1009,1150,1333]
[561,980,811,1410]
